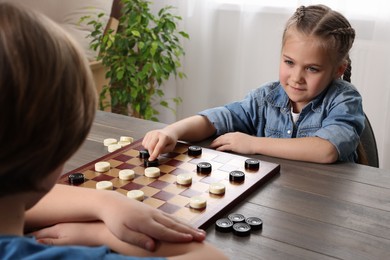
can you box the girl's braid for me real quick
[329,27,355,82]
[343,56,352,83]
[295,6,305,24]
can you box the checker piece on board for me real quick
[197,162,212,174]
[245,158,260,170]
[190,196,207,209]
[144,158,159,167]
[144,167,160,178]
[229,170,245,183]
[96,181,113,190]
[177,174,192,186]
[127,190,144,201]
[139,149,150,159]
[68,173,85,184]
[118,169,135,181]
[188,145,202,156]
[209,182,225,195]
[95,161,110,172]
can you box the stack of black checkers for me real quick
[139,149,159,167]
[215,213,262,237]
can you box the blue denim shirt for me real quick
[199,79,365,162]
[0,235,166,260]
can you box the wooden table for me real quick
[65,111,390,260]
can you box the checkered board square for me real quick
[58,139,280,229]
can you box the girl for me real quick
[142,4,365,164]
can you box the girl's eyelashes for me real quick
[283,58,320,73]
[306,66,319,72]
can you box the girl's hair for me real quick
[0,3,97,196]
[283,5,355,82]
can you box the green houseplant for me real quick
[87,0,189,121]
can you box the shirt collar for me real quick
[265,81,336,113]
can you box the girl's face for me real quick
[279,30,345,112]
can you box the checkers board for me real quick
[58,138,280,229]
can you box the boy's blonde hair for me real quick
[283,5,355,82]
[0,2,97,196]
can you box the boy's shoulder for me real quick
[0,236,163,260]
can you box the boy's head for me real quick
[0,2,97,197]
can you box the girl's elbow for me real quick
[320,146,339,164]
[311,140,338,164]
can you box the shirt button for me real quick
[287,130,292,135]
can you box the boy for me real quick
[0,2,226,259]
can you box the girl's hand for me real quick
[142,129,178,161]
[210,132,258,154]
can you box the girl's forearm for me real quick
[253,136,338,163]
[165,115,216,142]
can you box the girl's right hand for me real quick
[142,129,178,161]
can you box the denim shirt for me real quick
[199,79,365,162]
[0,236,166,260]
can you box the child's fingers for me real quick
[158,214,206,242]
[37,238,66,246]
[29,226,59,239]
[137,211,206,243]
[142,132,155,150]
[149,139,166,161]
[111,227,157,252]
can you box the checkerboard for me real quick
[58,139,280,229]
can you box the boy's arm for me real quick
[25,184,206,251]
[143,115,216,161]
[31,221,228,260]
[210,132,338,163]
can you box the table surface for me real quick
[65,111,390,260]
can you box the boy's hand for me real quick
[31,222,107,247]
[30,221,158,256]
[31,221,227,259]
[142,130,178,161]
[99,190,206,251]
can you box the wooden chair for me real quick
[357,113,379,167]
